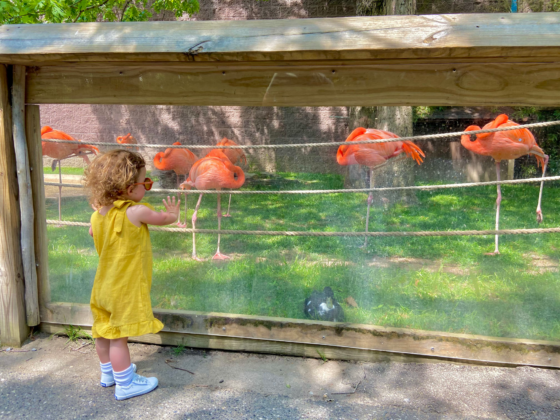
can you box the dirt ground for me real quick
[1,333,560,419]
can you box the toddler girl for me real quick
[85,149,181,401]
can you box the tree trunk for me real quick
[347,0,417,205]
[375,103,417,205]
[383,0,416,15]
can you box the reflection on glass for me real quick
[44,106,560,342]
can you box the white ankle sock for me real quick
[113,364,134,387]
[100,361,112,375]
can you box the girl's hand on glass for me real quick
[163,196,181,222]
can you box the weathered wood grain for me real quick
[41,322,457,365]
[41,302,560,368]
[11,65,39,326]
[2,13,560,64]
[25,105,50,314]
[25,61,560,107]
[0,64,28,346]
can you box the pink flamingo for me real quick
[153,141,199,225]
[41,126,99,220]
[336,127,425,246]
[116,133,139,151]
[180,153,245,261]
[460,114,548,254]
[213,137,247,217]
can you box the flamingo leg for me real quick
[223,193,232,217]
[183,175,188,226]
[57,160,62,221]
[536,155,549,223]
[493,161,502,255]
[191,194,204,261]
[363,169,374,248]
[213,192,231,260]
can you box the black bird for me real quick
[304,287,345,322]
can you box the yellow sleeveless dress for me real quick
[90,199,164,339]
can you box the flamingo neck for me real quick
[227,166,245,189]
[153,152,166,169]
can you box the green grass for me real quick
[46,172,560,341]
[44,166,85,175]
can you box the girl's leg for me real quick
[111,336,159,400]
[98,337,135,388]
[96,337,110,364]
[110,337,131,372]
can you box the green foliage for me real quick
[316,349,328,363]
[412,106,448,123]
[1,0,199,25]
[64,325,93,343]
[511,107,539,121]
[172,344,186,355]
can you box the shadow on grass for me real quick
[46,174,560,340]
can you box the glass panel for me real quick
[43,103,560,342]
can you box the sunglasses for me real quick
[132,177,153,191]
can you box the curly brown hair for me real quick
[84,149,146,208]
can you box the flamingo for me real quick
[116,133,139,151]
[41,126,99,221]
[41,126,99,170]
[153,141,199,187]
[460,114,548,255]
[180,153,245,261]
[153,142,199,225]
[336,127,425,246]
[214,137,247,217]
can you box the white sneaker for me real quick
[115,373,158,401]
[100,363,137,387]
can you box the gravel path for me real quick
[1,333,559,419]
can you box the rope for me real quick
[43,175,560,194]
[46,220,560,237]
[40,119,560,149]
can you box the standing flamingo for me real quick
[180,154,245,260]
[336,127,425,246]
[153,141,198,187]
[460,114,548,255]
[41,126,99,170]
[116,133,139,151]
[153,142,199,225]
[41,126,99,221]
[214,137,247,217]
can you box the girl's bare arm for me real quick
[127,196,181,227]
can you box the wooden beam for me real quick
[41,302,560,368]
[11,65,39,326]
[25,105,50,313]
[41,323,455,366]
[25,61,560,107]
[0,64,28,346]
[2,13,560,65]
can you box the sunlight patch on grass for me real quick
[46,173,560,340]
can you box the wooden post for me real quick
[11,65,39,326]
[0,64,28,346]
[26,105,50,312]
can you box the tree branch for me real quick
[120,0,132,21]
[73,0,111,22]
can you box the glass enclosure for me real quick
[42,103,560,342]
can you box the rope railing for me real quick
[46,219,560,237]
[43,175,560,194]
[40,119,560,149]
